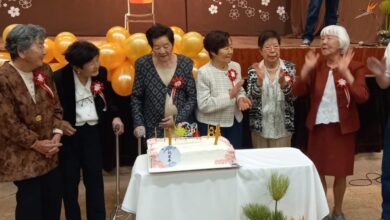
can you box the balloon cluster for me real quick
[1,24,210,96]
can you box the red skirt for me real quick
[307,123,356,176]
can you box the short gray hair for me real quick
[5,24,46,60]
[320,25,350,54]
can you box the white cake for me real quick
[147,136,236,173]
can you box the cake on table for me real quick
[147,123,237,173]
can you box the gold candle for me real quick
[168,128,172,145]
[214,124,221,145]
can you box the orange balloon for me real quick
[128,33,147,41]
[180,32,203,58]
[53,35,77,64]
[43,38,55,63]
[123,35,151,61]
[111,61,135,96]
[49,62,66,72]
[2,24,18,44]
[99,43,126,70]
[192,66,198,80]
[0,52,10,66]
[193,49,210,68]
[173,34,182,54]
[55,32,77,42]
[170,26,185,36]
[106,26,130,45]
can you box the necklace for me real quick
[264,63,280,74]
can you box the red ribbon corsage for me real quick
[336,78,350,108]
[91,81,107,111]
[33,68,54,99]
[171,76,184,103]
[227,68,237,86]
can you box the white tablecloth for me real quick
[122,148,329,220]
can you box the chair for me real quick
[124,0,155,31]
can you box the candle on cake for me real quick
[214,124,221,145]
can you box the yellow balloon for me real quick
[53,36,76,64]
[106,26,130,45]
[0,52,10,66]
[192,66,198,80]
[173,34,182,54]
[193,48,210,68]
[55,32,77,42]
[123,35,151,61]
[129,33,147,41]
[111,61,135,96]
[2,24,18,44]
[180,32,203,58]
[49,62,66,72]
[170,26,185,36]
[99,43,126,70]
[43,38,55,63]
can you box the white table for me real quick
[122,148,329,220]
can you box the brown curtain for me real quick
[289,0,325,37]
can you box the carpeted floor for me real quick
[0,151,383,220]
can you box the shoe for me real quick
[321,215,330,220]
[332,212,346,220]
[301,39,311,47]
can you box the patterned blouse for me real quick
[247,59,296,137]
[131,54,197,138]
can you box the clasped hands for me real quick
[229,79,252,111]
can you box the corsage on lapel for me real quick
[91,81,107,111]
[336,78,350,108]
[171,76,184,104]
[227,68,237,86]
[282,69,294,85]
[33,68,54,98]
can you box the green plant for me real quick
[242,172,290,220]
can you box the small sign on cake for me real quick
[158,145,181,167]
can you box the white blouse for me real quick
[74,72,99,126]
[315,70,340,124]
[259,61,290,139]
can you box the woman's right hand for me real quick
[302,50,320,79]
[62,121,76,136]
[367,56,386,77]
[252,63,264,86]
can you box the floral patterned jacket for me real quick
[246,59,296,134]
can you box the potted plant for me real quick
[379,0,390,45]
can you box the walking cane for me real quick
[110,125,127,220]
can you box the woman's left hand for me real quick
[278,71,287,89]
[338,48,354,75]
[112,117,125,135]
[238,97,252,111]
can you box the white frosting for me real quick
[147,136,236,173]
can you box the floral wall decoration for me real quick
[207,0,289,22]
[0,0,32,18]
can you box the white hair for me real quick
[320,25,350,54]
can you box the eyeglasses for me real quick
[262,44,280,51]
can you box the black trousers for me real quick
[13,168,62,220]
[60,124,105,220]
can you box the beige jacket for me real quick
[0,62,63,182]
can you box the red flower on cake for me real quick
[91,81,107,111]
[227,68,237,86]
[170,76,184,104]
[336,78,350,108]
[33,68,54,98]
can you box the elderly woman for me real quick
[0,24,63,220]
[196,30,252,148]
[54,41,124,220]
[247,30,296,148]
[367,49,390,220]
[293,25,369,220]
[132,23,197,139]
